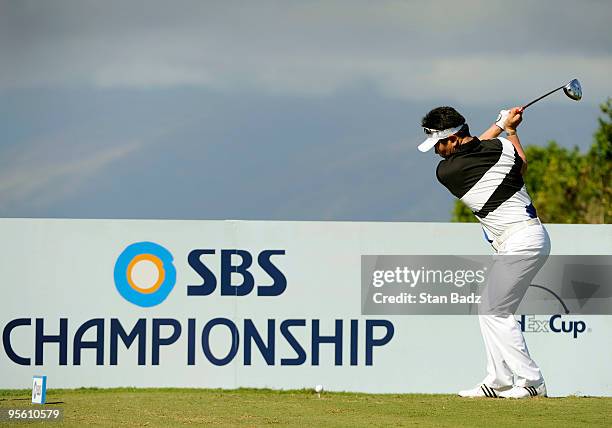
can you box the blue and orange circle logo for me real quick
[114,242,176,307]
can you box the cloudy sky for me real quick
[1,0,611,221]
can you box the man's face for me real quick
[434,137,457,158]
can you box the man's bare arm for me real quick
[506,131,528,174]
[479,124,503,140]
[504,108,528,175]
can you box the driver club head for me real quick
[563,78,582,101]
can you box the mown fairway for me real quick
[1,388,610,427]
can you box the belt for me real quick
[491,218,541,251]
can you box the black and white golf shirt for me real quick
[436,137,538,241]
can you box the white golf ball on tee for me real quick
[315,384,323,393]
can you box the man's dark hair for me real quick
[421,106,470,137]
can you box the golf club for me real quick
[519,78,582,113]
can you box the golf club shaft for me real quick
[521,84,565,111]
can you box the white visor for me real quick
[417,123,465,152]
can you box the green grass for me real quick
[1,388,611,427]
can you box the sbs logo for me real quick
[114,242,176,307]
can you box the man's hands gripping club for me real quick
[482,107,522,137]
[504,108,523,134]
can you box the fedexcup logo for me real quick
[114,242,176,307]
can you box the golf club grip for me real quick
[521,85,565,111]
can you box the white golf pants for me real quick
[479,223,551,388]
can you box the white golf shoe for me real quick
[499,383,547,399]
[458,384,509,398]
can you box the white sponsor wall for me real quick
[0,219,610,396]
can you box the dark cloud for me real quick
[0,86,601,220]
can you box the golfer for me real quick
[418,106,550,398]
